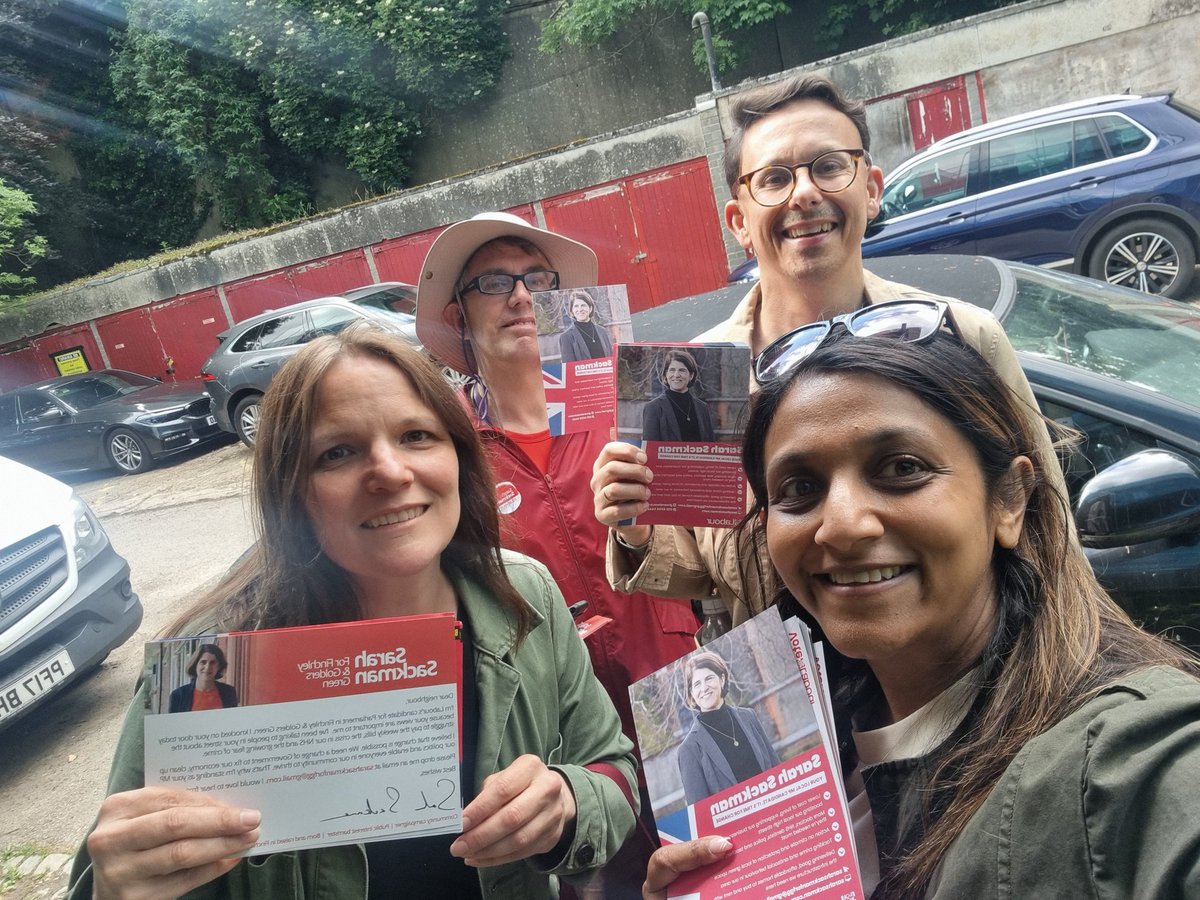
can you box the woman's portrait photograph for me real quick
[146,637,242,715]
[531,284,632,365]
[615,343,750,445]
[628,611,822,820]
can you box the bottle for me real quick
[695,592,732,646]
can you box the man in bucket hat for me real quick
[416,212,700,897]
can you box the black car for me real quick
[0,369,225,475]
[635,255,1200,645]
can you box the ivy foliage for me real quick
[0,178,49,304]
[2,0,204,288]
[111,0,511,229]
[539,0,789,74]
[817,0,1024,54]
[539,0,1023,74]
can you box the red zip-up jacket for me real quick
[478,425,700,743]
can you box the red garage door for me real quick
[543,160,727,313]
[34,325,105,375]
[289,249,373,299]
[95,307,167,379]
[907,77,974,151]
[151,287,229,380]
[0,345,51,391]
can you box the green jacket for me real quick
[68,552,638,899]
[870,666,1200,898]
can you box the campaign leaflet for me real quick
[615,342,751,529]
[532,284,632,435]
[143,614,463,855]
[630,608,863,900]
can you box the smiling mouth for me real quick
[823,565,906,585]
[364,508,426,528]
[782,222,835,239]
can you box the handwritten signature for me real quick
[320,780,457,822]
[415,778,456,812]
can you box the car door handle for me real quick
[249,360,273,368]
[938,211,969,224]
[1070,175,1103,188]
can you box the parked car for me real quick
[0,369,224,475]
[863,93,1200,298]
[0,455,143,728]
[637,255,1200,645]
[200,288,419,447]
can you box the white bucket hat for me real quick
[415,211,599,375]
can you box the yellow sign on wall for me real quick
[51,347,90,376]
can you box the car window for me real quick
[254,312,310,351]
[880,145,972,217]
[1072,117,1106,167]
[985,121,1076,190]
[18,392,61,422]
[1039,398,1159,498]
[231,322,267,353]
[1003,268,1200,407]
[350,288,417,316]
[308,306,361,339]
[1097,114,1152,157]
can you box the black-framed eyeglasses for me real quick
[737,149,869,207]
[460,270,559,296]
[753,299,955,384]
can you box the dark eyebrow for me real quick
[764,426,934,472]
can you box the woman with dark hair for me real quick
[641,349,716,442]
[168,643,238,712]
[558,290,613,364]
[67,324,636,900]
[645,311,1200,898]
[677,650,779,805]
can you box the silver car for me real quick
[200,286,418,446]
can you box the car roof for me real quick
[340,281,416,299]
[901,93,1165,161]
[216,295,363,337]
[1,368,144,395]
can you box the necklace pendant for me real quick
[733,739,739,746]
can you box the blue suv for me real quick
[863,93,1200,298]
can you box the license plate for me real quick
[206,415,216,426]
[0,649,75,722]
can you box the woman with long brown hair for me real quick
[645,313,1200,898]
[67,325,636,900]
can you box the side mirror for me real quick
[1075,449,1200,549]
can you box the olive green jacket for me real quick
[873,666,1200,898]
[67,552,637,899]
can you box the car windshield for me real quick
[349,288,417,320]
[47,372,157,410]
[1001,265,1200,409]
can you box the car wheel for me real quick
[1087,218,1196,298]
[106,428,154,474]
[234,395,262,447]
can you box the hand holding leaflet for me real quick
[143,614,464,855]
[628,608,864,900]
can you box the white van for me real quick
[0,456,143,727]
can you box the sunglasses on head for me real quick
[753,299,956,385]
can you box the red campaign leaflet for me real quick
[615,341,751,528]
[533,284,632,436]
[629,608,864,900]
[143,614,463,855]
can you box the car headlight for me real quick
[69,493,111,567]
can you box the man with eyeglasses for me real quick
[415,212,700,898]
[592,74,1063,626]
